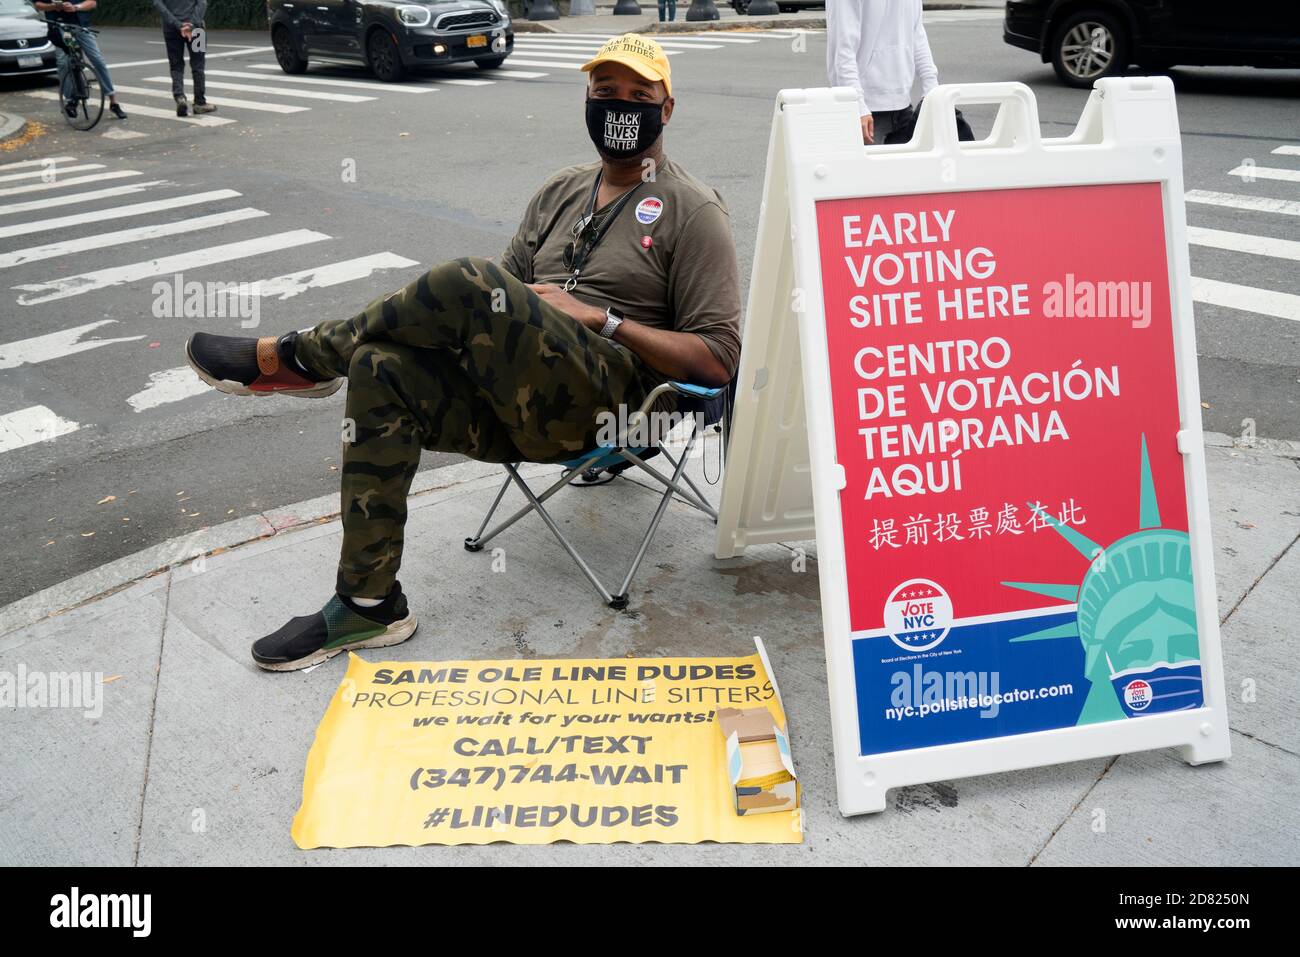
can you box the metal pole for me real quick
[746,0,780,15]
[527,0,561,20]
[612,0,642,14]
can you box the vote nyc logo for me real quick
[884,578,952,652]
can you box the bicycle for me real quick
[40,18,105,131]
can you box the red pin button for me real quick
[640,235,653,249]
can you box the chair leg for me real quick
[502,464,618,606]
[466,455,604,551]
[615,431,696,600]
[463,472,513,551]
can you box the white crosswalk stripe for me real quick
[204,68,432,93]
[0,406,81,454]
[13,228,332,305]
[0,208,270,269]
[1186,152,1300,324]
[0,155,78,171]
[0,321,144,369]
[0,188,238,239]
[0,163,104,183]
[111,84,312,114]
[0,167,142,198]
[0,154,425,447]
[24,89,233,126]
[142,76,376,102]
[0,181,171,218]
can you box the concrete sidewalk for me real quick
[1,433,1297,865]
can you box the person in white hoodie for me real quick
[827,0,939,144]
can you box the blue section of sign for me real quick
[853,610,1091,756]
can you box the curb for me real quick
[0,459,558,641]
[0,112,28,143]
[2,431,1296,640]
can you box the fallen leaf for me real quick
[103,675,123,684]
[97,495,116,505]
[81,531,95,537]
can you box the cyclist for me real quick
[34,0,127,120]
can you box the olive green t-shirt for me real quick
[499,158,742,381]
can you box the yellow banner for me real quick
[292,652,803,847]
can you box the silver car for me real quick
[0,0,57,78]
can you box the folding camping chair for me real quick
[463,380,729,609]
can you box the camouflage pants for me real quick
[295,257,658,599]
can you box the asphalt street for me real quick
[0,13,1296,608]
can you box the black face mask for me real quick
[585,97,665,159]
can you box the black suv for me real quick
[1004,0,1300,87]
[268,0,514,82]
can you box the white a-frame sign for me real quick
[715,80,1231,815]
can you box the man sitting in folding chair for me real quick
[183,34,742,671]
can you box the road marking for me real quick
[0,187,237,239]
[515,37,709,51]
[0,166,142,198]
[102,128,150,140]
[203,68,430,93]
[112,84,311,114]
[510,43,679,57]
[127,366,210,413]
[1271,145,1300,156]
[530,32,614,40]
[0,163,104,184]
[1185,190,1300,217]
[142,76,374,103]
[501,58,582,70]
[0,208,270,269]
[108,46,273,69]
[652,34,759,44]
[0,406,80,454]
[1192,277,1300,323]
[23,90,233,126]
[0,321,144,369]
[1188,226,1300,263]
[436,78,496,87]
[489,69,549,79]
[0,155,77,171]
[13,229,331,305]
[256,252,420,300]
[1228,164,1300,184]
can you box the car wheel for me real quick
[474,56,507,70]
[367,29,406,83]
[1051,11,1127,88]
[272,25,308,75]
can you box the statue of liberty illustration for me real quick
[1002,434,1204,725]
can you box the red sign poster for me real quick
[814,184,1203,755]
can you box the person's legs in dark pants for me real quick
[185,257,656,668]
[189,32,209,108]
[336,342,520,599]
[163,24,188,112]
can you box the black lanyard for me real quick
[563,172,642,292]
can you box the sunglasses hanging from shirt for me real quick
[562,171,644,293]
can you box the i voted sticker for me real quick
[635,197,663,224]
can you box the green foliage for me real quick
[89,0,270,31]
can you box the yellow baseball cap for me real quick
[581,34,672,97]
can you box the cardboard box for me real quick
[718,706,799,815]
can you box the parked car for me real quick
[1004,0,1300,87]
[268,0,514,82]
[0,0,57,78]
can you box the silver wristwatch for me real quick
[599,306,625,340]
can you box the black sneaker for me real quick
[110,102,127,120]
[175,96,189,117]
[192,101,217,114]
[186,330,341,398]
[63,101,79,119]
[252,584,418,672]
